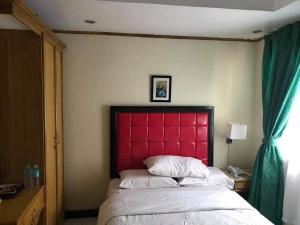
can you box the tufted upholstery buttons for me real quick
[116,112,209,172]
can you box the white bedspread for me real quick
[98,179,273,225]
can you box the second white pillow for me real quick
[144,155,210,178]
[119,169,178,189]
[178,167,234,189]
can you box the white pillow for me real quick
[178,167,234,189]
[143,155,209,178]
[119,169,178,189]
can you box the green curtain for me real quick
[248,22,300,225]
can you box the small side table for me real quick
[222,169,252,198]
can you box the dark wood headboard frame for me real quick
[110,106,214,178]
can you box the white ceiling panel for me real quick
[101,0,298,11]
[23,0,300,39]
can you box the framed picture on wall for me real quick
[150,75,172,102]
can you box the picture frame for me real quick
[150,75,172,102]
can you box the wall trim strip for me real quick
[54,30,264,42]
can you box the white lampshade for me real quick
[226,123,247,140]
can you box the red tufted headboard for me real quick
[110,106,214,178]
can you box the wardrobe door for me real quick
[43,38,57,225]
[55,48,64,225]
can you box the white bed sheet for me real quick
[98,179,273,225]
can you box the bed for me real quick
[98,106,273,225]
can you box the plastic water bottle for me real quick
[32,164,40,186]
[24,165,32,187]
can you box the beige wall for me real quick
[58,33,260,210]
[251,40,264,162]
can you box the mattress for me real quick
[98,179,273,225]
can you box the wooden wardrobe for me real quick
[43,38,65,225]
[0,1,65,225]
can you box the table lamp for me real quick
[225,123,247,165]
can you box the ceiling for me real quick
[101,0,297,11]
[23,0,300,39]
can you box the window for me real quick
[277,93,300,162]
[277,92,300,225]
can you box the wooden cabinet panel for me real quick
[55,49,64,225]
[0,30,43,184]
[23,188,45,225]
[0,187,45,225]
[43,39,57,225]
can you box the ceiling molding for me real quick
[54,29,264,42]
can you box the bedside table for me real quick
[222,169,252,198]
